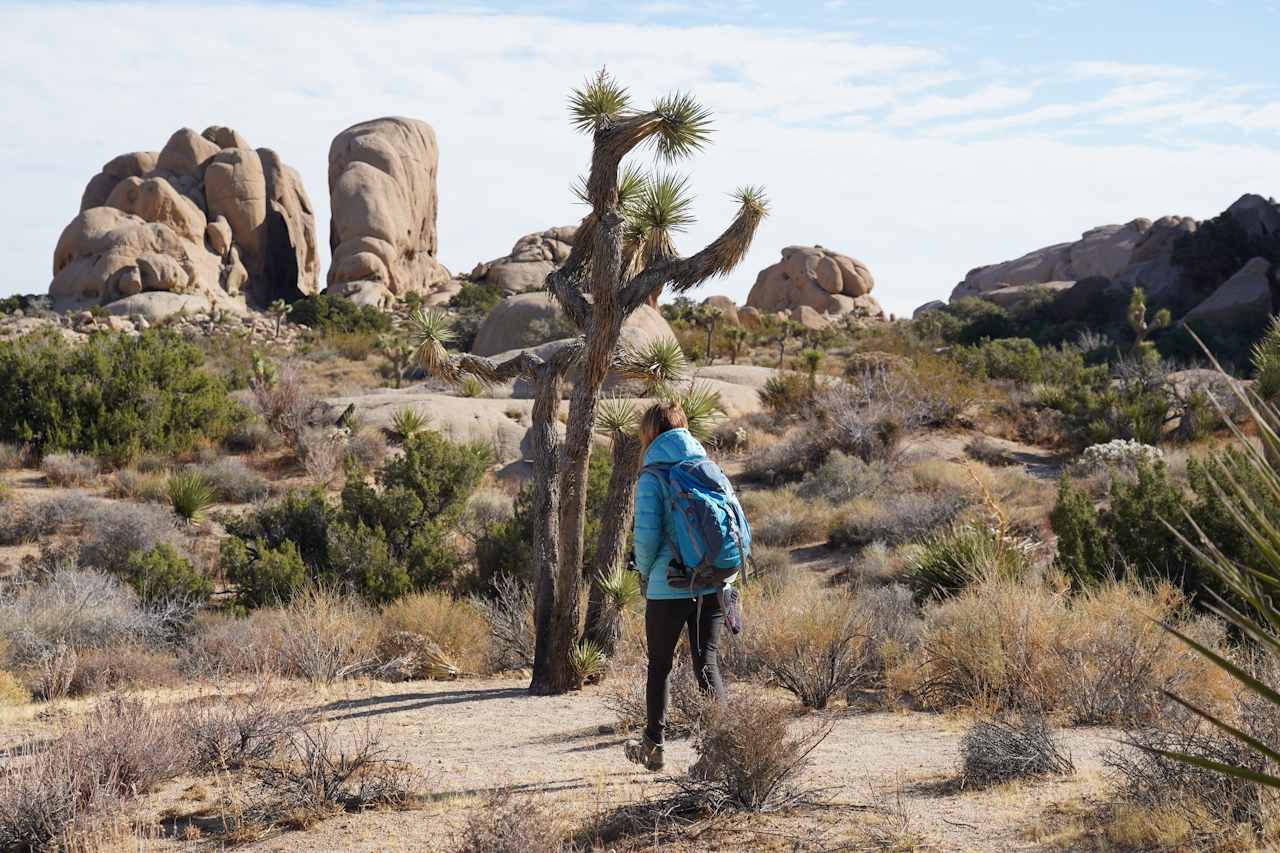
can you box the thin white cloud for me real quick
[0,1,1276,321]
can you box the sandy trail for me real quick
[199,676,1115,853]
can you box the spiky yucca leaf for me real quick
[458,376,485,399]
[168,471,217,523]
[597,562,642,612]
[732,185,770,216]
[389,406,430,440]
[1251,317,1280,403]
[638,338,687,391]
[408,308,456,373]
[573,639,608,683]
[575,163,648,208]
[658,380,726,440]
[569,69,632,133]
[650,91,713,161]
[1141,331,1280,790]
[597,395,640,435]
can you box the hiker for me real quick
[623,401,748,772]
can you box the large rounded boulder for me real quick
[747,246,882,318]
[470,292,676,357]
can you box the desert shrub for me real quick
[78,502,173,576]
[520,315,577,348]
[854,583,923,678]
[751,546,794,598]
[388,406,430,440]
[297,426,346,484]
[1109,458,1196,582]
[0,696,191,851]
[1049,472,1110,586]
[66,644,181,696]
[1075,438,1163,474]
[190,458,269,503]
[847,541,910,586]
[221,538,309,608]
[0,494,99,546]
[828,489,967,549]
[960,715,1073,788]
[941,297,1014,346]
[0,328,244,462]
[179,611,285,677]
[121,541,211,604]
[448,280,505,314]
[228,420,280,452]
[963,435,1014,467]
[347,430,387,472]
[274,587,379,684]
[477,575,534,672]
[905,522,1029,604]
[248,359,314,448]
[445,787,571,853]
[760,371,814,415]
[741,420,843,483]
[381,592,492,675]
[753,511,819,548]
[742,593,872,709]
[953,337,1044,384]
[289,294,392,335]
[608,657,705,738]
[686,685,831,811]
[0,671,29,706]
[912,576,1230,724]
[39,452,97,486]
[112,468,170,502]
[181,682,311,772]
[797,450,885,503]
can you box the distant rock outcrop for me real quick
[327,117,451,307]
[747,246,884,319]
[470,291,675,358]
[51,126,319,316]
[470,227,577,295]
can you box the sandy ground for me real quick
[121,675,1119,853]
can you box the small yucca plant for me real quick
[408,308,456,373]
[573,639,608,687]
[388,406,430,441]
[658,380,725,441]
[457,376,485,399]
[596,395,640,436]
[168,471,217,523]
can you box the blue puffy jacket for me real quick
[633,428,728,599]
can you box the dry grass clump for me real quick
[846,540,913,586]
[0,442,26,471]
[740,487,836,548]
[734,592,872,709]
[228,420,281,453]
[347,430,387,473]
[0,671,30,706]
[963,435,1015,467]
[274,587,380,684]
[828,489,967,549]
[960,715,1073,788]
[249,360,314,448]
[445,787,573,853]
[77,502,174,575]
[179,611,285,677]
[684,685,831,812]
[188,458,269,503]
[0,494,100,546]
[750,546,795,598]
[66,644,180,697]
[39,452,98,486]
[912,576,1232,724]
[112,468,170,502]
[297,427,346,485]
[797,450,887,503]
[381,591,491,676]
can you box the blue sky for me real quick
[2,1,1278,314]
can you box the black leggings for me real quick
[645,595,725,745]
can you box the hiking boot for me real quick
[624,733,665,771]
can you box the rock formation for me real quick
[1183,257,1274,327]
[327,117,451,307]
[470,227,577,295]
[746,246,884,319]
[51,126,318,316]
[469,291,675,357]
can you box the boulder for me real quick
[695,364,776,393]
[1184,257,1274,328]
[470,292,676,358]
[747,245,876,317]
[104,291,212,321]
[912,300,946,318]
[1053,276,1112,318]
[1111,255,1184,300]
[701,295,740,326]
[472,226,577,295]
[1227,194,1280,239]
[791,305,829,331]
[327,117,451,302]
[952,218,1152,301]
[738,305,763,328]
[1129,220,1195,265]
[51,126,317,314]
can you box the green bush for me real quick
[905,522,1026,604]
[122,541,212,604]
[289,294,393,334]
[448,281,505,314]
[953,337,1043,384]
[0,329,245,462]
[1171,212,1280,301]
[1048,472,1110,586]
[220,431,489,605]
[942,297,1014,346]
[1110,458,1190,580]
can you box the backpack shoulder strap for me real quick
[640,463,671,483]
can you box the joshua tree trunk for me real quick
[582,430,642,651]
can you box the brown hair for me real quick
[638,402,688,465]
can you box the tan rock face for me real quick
[470,292,675,358]
[701,295,739,326]
[473,226,578,295]
[51,126,318,317]
[1184,257,1274,328]
[327,117,450,304]
[747,245,878,318]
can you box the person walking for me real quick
[623,401,733,772]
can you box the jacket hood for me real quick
[642,428,706,466]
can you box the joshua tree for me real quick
[723,324,749,365]
[800,346,824,388]
[773,319,804,366]
[268,299,293,339]
[1127,287,1170,357]
[381,334,411,389]
[413,71,766,694]
[693,304,725,364]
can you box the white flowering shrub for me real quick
[1074,439,1163,474]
